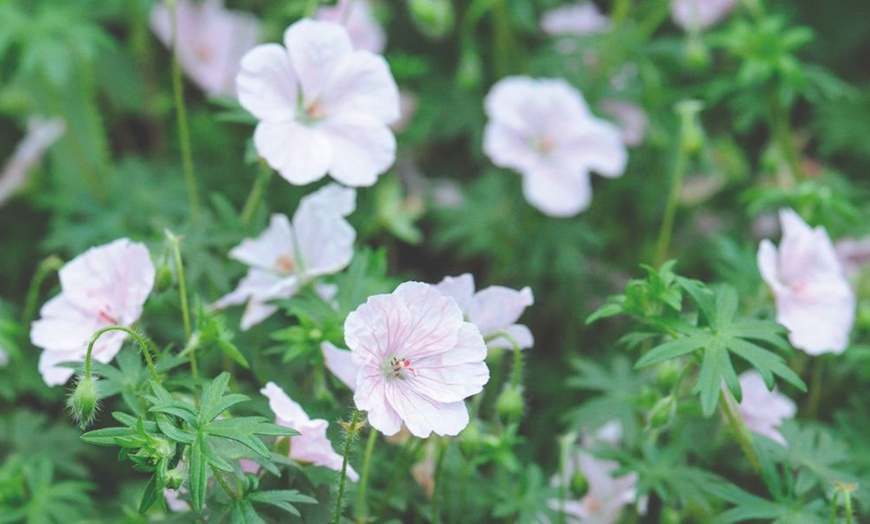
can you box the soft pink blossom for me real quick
[540,2,609,36]
[215,184,356,329]
[322,341,359,391]
[345,282,489,438]
[483,77,627,217]
[434,274,534,350]
[31,239,155,386]
[757,209,855,355]
[600,100,647,147]
[236,19,400,186]
[836,237,870,280]
[0,117,65,206]
[737,370,796,446]
[150,0,260,97]
[261,382,358,480]
[315,0,386,53]
[549,452,638,524]
[670,0,738,31]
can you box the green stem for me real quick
[431,439,449,524]
[303,0,320,18]
[593,0,631,85]
[21,255,63,333]
[806,358,824,419]
[556,433,575,524]
[720,389,761,474]
[355,428,378,523]
[769,92,802,184]
[166,230,195,381]
[211,465,239,499]
[490,0,518,77]
[333,409,363,524]
[169,0,201,220]
[85,325,160,382]
[240,162,272,225]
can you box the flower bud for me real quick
[496,385,524,422]
[409,0,455,38]
[164,467,185,490]
[459,419,482,457]
[569,471,589,498]
[154,263,174,293]
[684,37,710,71]
[647,395,677,430]
[656,360,681,392]
[67,375,99,429]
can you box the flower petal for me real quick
[321,113,396,187]
[321,52,400,124]
[322,342,359,391]
[408,323,489,402]
[386,383,470,438]
[284,19,353,102]
[468,285,534,336]
[557,118,627,178]
[254,121,332,185]
[228,214,294,271]
[293,185,357,276]
[354,369,403,435]
[522,168,592,217]
[434,274,476,315]
[237,43,297,121]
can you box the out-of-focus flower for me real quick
[391,91,418,133]
[737,370,796,446]
[434,274,534,350]
[600,100,647,147]
[0,117,65,206]
[345,282,489,438]
[215,184,356,330]
[836,237,870,280]
[411,441,437,499]
[483,77,627,217]
[315,0,386,53]
[548,452,639,524]
[670,0,738,31]
[150,0,260,97]
[0,347,8,368]
[31,239,155,386]
[540,2,609,36]
[322,341,358,391]
[261,382,359,480]
[757,209,855,355]
[237,19,400,186]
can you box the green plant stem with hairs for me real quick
[84,325,160,382]
[355,428,378,523]
[166,230,196,384]
[168,0,201,220]
[333,409,363,524]
[240,161,272,225]
[431,438,449,524]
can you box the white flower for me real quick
[540,2,609,36]
[737,370,796,446]
[315,0,386,53]
[549,452,638,524]
[757,209,855,355]
[150,0,260,97]
[345,282,489,438]
[322,341,358,391]
[670,0,738,31]
[434,274,534,350]
[0,117,65,206]
[31,239,155,386]
[215,184,356,329]
[483,76,627,217]
[261,382,359,480]
[236,19,400,186]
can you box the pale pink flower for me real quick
[549,452,638,524]
[150,0,260,97]
[434,274,534,350]
[737,370,796,446]
[757,209,855,355]
[0,117,65,206]
[31,239,155,386]
[236,19,400,186]
[215,184,356,330]
[483,77,627,217]
[322,341,358,391]
[345,282,489,438]
[261,382,359,480]
[540,2,609,36]
[670,0,738,31]
[315,0,386,53]
[835,237,870,280]
[600,100,647,147]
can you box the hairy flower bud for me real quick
[496,385,525,422]
[67,375,99,429]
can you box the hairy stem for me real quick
[333,409,363,524]
[21,255,63,333]
[85,325,160,382]
[355,428,378,523]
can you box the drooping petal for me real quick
[486,324,535,350]
[434,274,476,315]
[468,285,534,336]
[778,209,844,284]
[757,239,784,294]
[321,52,400,124]
[254,121,333,185]
[284,19,354,103]
[522,168,593,217]
[261,381,311,424]
[322,342,359,391]
[321,113,396,187]
[236,44,297,121]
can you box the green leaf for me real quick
[138,474,159,514]
[190,435,209,512]
[249,490,317,516]
[636,335,706,368]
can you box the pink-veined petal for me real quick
[434,274,476,314]
[386,382,470,438]
[354,369,403,435]
[254,121,332,185]
[236,44,297,121]
[775,279,855,355]
[408,323,489,402]
[468,285,534,336]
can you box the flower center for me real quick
[275,254,296,274]
[387,356,417,379]
[532,134,556,156]
[194,43,213,63]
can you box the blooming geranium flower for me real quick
[261,382,359,480]
[737,370,796,446]
[434,274,534,350]
[344,282,489,438]
[150,0,260,97]
[540,2,609,36]
[757,209,855,355]
[483,77,627,217]
[0,117,65,207]
[670,0,738,31]
[236,19,400,186]
[215,184,356,330]
[548,452,639,524]
[315,0,386,53]
[31,239,155,386]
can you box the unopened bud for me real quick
[67,375,99,429]
[459,419,482,457]
[409,0,455,38]
[656,361,681,392]
[155,263,174,293]
[569,471,588,498]
[496,386,524,422]
[684,37,710,71]
[647,395,677,430]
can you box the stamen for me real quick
[275,254,295,274]
[390,356,418,377]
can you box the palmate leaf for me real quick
[637,285,805,417]
[706,479,826,524]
